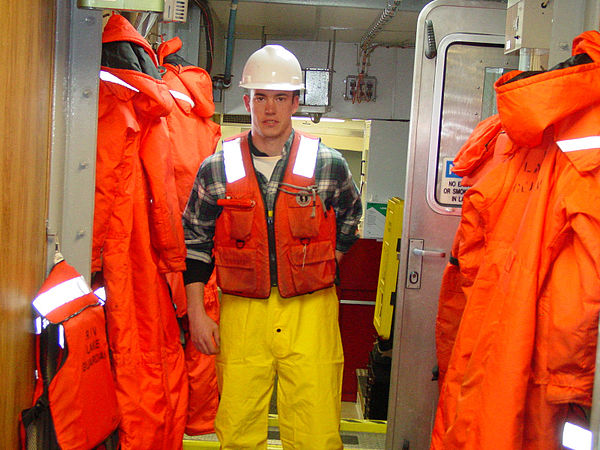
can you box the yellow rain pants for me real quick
[215,286,344,449]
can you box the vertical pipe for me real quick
[261,25,267,47]
[328,29,337,107]
[223,0,238,87]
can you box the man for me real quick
[183,44,362,449]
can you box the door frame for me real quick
[385,2,509,448]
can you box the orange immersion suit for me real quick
[434,113,504,387]
[157,37,222,435]
[432,30,600,449]
[93,14,188,449]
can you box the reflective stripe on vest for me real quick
[34,317,65,348]
[293,135,319,178]
[556,136,600,152]
[169,89,195,108]
[99,70,139,92]
[222,134,319,181]
[33,276,92,317]
[223,137,245,182]
[94,286,107,304]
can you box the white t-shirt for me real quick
[252,154,282,181]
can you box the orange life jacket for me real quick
[214,131,337,298]
[21,259,120,450]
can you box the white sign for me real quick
[439,158,468,206]
[363,202,387,240]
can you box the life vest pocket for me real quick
[287,202,322,238]
[214,246,257,294]
[217,198,256,241]
[288,240,336,294]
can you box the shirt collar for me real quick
[248,130,295,157]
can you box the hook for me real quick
[47,226,64,265]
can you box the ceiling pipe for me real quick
[360,0,402,53]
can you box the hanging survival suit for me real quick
[214,131,337,298]
[95,15,188,449]
[21,258,120,450]
[157,37,221,436]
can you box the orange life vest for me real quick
[214,131,337,298]
[21,259,120,450]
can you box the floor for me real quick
[183,375,387,449]
[183,402,387,450]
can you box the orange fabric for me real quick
[93,14,187,450]
[451,114,504,186]
[432,31,600,449]
[157,38,221,215]
[157,36,221,316]
[573,30,600,62]
[214,132,277,299]
[274,133,337,298]
[157,36,183,66]
[434,245,467,388]
[157,37,222,435]
[182,284,220,435]
[434,114,505,387]
[27,261,120,450]
[214,131,337,298]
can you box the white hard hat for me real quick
[239,45,305,91]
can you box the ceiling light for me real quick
[293,116,345,123]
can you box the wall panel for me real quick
[0,1,55,447]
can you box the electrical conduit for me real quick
[223,0,238,88]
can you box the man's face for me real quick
[244,89,299,141]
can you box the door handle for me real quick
[406,239,447,289]
[412,248,446,258]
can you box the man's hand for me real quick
[185,282,220,354]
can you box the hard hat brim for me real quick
[239,82,305,91]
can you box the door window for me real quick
[427,35,518,214]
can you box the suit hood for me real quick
[452,114,502,185]
[573,30,600,62]
[157,38,216,118]
[102,14,159,67]
[100,14,173,118]
[495,31,600,148]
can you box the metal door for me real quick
[386,1,519,449]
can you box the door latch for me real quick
[405,239,446,289]
[405,239,424,289]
